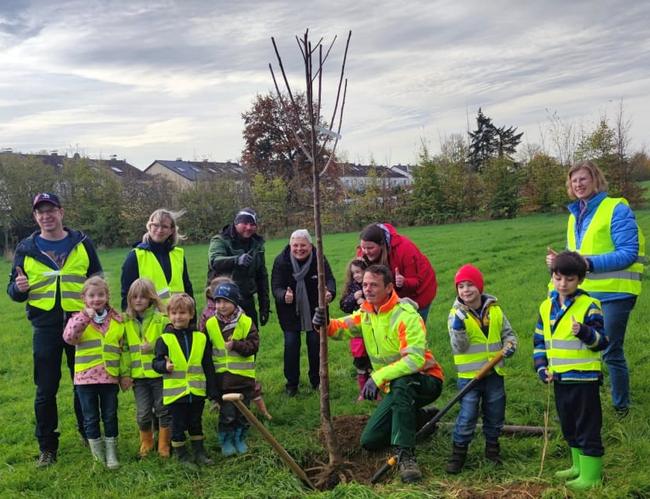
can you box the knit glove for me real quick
[361,377,379,400]
[259,305,270,326]
[237,253,253,267]
[312,307,327,328]
[537,368,552,384]
[502,343,516,358]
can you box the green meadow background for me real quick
[1,203,649,498]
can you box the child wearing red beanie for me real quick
[445,264,517,474]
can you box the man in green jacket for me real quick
[207,208,270,327]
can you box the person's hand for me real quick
[119,376,133,392]
[165,355,174,373]
[353,290,363,301]
[285,287,294,304]
[571,316,581,336]
[546,247,558,269]
[394,267,405,288]
[362,377,379,400]
[259,306,270,326]
[312,307,327,328]
[502,342,516,358]
[84,308,96,320]
[325,290,333,303]
[140,340,152,354]
[209,399,221,413]
[537,368,552,384]
[14,266,30,292]
[225,340,234,351]
[237,253,253,267]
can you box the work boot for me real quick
[88,437,106,465]
[105,437,120,470]
[396,447,422,483]
[555,447,581,480]
[173,441,198,469]
[36,450,57,468]
[234,427,248,454]
[485,440,502,465]
[190,437,213,466]
[158,426,172,458]
[445,443,468,474]
[566,455,602,491]
[218,431,237,457]
[138,430,154,458]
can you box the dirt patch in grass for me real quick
[445,482,548,498]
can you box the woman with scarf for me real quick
[271,229,336,396]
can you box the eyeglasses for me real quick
[150,223,173,230]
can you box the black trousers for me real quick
[240,295,258,328]
[554,381,604,457]
[169,398,205,443]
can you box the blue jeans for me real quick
[283,330,320,389]
[33,325,86,451]
[601,297,637,410]
[418,305,431,324]
[76,384,119,439]
[452,372,505,446]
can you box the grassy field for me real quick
[1,210,649,498]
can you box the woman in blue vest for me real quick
[121,209,194,311]
[546,160,644,417]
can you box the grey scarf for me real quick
[291,251,314,331]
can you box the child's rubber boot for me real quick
[485,440,502,465]
[172,441,198,470]
[138,430,154,458]
[88,437,106,465]
[253,396,272,420]
[445,443,468,474]
[234,427,248,454]
[566,455,602,491]
[190,436,213,466]
[158,426,172,458]
[218,431,237,457]
[104,437,120,470]
[555,447,581,479]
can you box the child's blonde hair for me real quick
[81,275,110,303]
[143,208,187,246]
[126,278,164,318]
[167,293,195,316]
[205,275,235,301]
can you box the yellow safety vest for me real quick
[74,317,125,376]
[134,247,185,304]
[161,332,207,405]
[205,314,255,379]
[24,243,89,311]
[124,311,168,379]
[567,197,645,295]
[540,294,601,374]
[451,305,505,379]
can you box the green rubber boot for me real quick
[566,455,602,491]
[555,447,581,480]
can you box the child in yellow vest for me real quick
[533,251,607,491]
[63,275,126,469]
[446,264,517,474]
[122,278,172,458]
[203,282,259,456]
[152,293,217,468]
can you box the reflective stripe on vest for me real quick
[161,331,207,404]
[567,197,645,295]
[124,312,167,379]
[205,314,255,379]
[25,243,90,311]
[134,247,185,305]
[540,295,601,373]
[74,318,125,376]
[452,305,505,379]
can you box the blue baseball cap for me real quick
[33,192,62,210]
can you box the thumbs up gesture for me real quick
[394,267,404,288]
[165,355,174,373]
[14,266,30,292]
[546,247,558,269]
[285,287,294,304]
[570,315,581,336]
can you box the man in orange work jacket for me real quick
[313,264,443,483]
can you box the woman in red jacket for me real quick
[358,223,437,322]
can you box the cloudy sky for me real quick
[1,0,649,169]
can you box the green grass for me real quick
[1,211,650,498]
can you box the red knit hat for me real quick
[454,264,484,293]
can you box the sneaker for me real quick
[36,450,57,468]
[615,407,630,420]
[285,386,298,397]
[397,447,422,483]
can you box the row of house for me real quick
[0,149,413,192]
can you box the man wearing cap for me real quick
[207,208,270,328]
[7,193,102,467]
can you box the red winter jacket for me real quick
[357,223,437,309]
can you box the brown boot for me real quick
[138,430,154,458]
[158,426,171,458]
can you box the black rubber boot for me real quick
[174,442,198,470]
[485,440,502,465]
[396,447,422,483]
[191,438,214,466]
[445,443,468,474]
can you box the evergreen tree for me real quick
[468,108,523,171]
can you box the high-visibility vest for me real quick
[567,197,645,295]
[124,311,167,379]
[161,332,207,405]
[205,314,255,379]
[134,247,185,304]
[451,305,505,379]
[540,294,601,374]
[74,318,125,376]
[25,243,89,311]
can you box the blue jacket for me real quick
[567,192,640,302]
